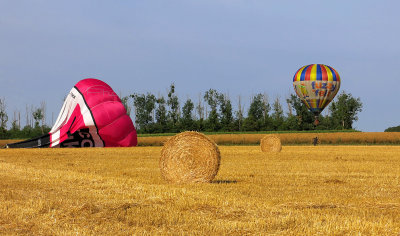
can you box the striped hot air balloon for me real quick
[293,64,341,125]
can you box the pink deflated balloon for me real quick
[49,78,137,147]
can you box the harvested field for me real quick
[138,132,400,146]
[4,132,400,148]
[0,146,399,234]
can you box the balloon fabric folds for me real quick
[6,78,138,148]
[293,64,341,124]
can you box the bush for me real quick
[384,125,400,132]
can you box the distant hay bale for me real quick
[260,135,282,153]
[160,131,221,183]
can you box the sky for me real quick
[1,0,399,131]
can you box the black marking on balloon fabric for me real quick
[60,128,95,148]
[74,86,105,147]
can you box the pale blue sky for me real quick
[1,0,399,131]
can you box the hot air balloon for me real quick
[293,64,341,125]
[6,78,138,148]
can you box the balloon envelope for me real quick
[50,78,138,147]
[6,78,138,148]
[293,64,341,116]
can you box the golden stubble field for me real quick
[137,132,400,146]
[0,146,399,235]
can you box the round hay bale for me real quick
[260,135,282,153]
[160,131,221,183]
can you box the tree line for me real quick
[384,126,400,132]
[128,84,363,134]
[0,83,363,139]
[0,99,51,139]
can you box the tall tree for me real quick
[235,95,244,131]
[155,96,168,133]
[195,93,204,121]
[9,111,21,138]
[261,94,272,130]
[0,98,8,137]
[248,94,264,120]
[195,93,205,131]
[218,94,234,131]
[243,93,264,131]
[40,101,46,130]
[32,107,44,134]
[285,98,299,131]
[131,93,156,133]
[286,94,314,130]
[329,91,362,129]
[181,98,195,131]
[25,105,31,128]
[120,96,132,116]
[271,97,285,130]
[11,111,20,131]
[204,89,220,131]
[32,109,42,128]
[167,83,180,130]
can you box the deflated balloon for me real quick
[293,64,341,118]
[50,78,138,147]
[6,78,137,148]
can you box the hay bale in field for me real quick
[160,131,221,183]
[260,135,282,153]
